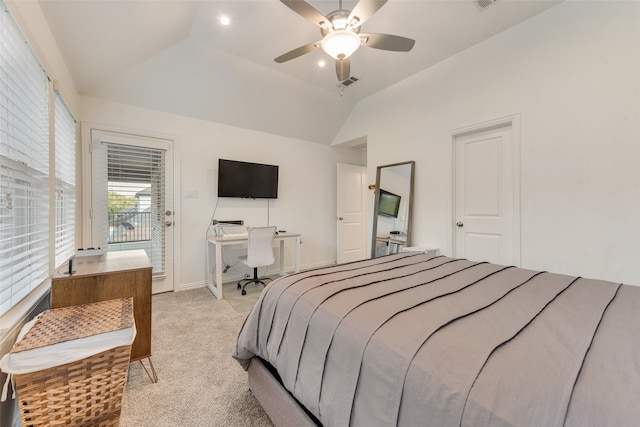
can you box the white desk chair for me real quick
[237,226,277,295]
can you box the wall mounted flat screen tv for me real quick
[378,189,401,218]
[218,159,279,199]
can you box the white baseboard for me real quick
[174,260,337,294]
[175,281,207,292]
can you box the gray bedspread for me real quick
[234,253,640,426]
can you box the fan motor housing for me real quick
[320,9,361,36]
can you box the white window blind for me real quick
[54,92,76,267]
[90,136,109,250]
[0,0,50,316]
[92,138,166,276]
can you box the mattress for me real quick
[234,253,640,426]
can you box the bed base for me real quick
[247,357,320,427]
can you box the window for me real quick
[92,139,166,276]
[0,0,76,316]
[106,142,166,276]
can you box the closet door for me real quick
[337,163,367,263]
[453,122,519,266]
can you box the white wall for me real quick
[80,96,363,290]
[9,0,639,288]
[7,0,364,294]
[335,1,640,285]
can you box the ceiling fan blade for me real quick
[348,0,388,28]
[280,0,331,29]
[360,33,415,52]
[274,41,320,63]
[336,58,350,82]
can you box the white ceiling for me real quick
[37,0,562,144]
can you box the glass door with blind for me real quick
[89,130,174,294]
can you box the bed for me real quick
[234,253,640,426]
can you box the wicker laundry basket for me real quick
[6,298,135,427]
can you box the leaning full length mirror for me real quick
[371,161,415,258]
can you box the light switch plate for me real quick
[184,189,198,198]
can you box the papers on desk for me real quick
[214,224,248,238]
[221,232,248,238]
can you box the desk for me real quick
[376,235,407,255]
[206,232,301,300]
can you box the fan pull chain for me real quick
[340,85,344,97]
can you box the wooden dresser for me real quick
[51,250,153,365]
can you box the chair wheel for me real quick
[237,283,241,289]
[241,289,246,296]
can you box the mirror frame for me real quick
[371,161,415,258]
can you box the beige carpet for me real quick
[223,276,276,313]
[120,284,274,426]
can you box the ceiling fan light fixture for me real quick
[321,30,361,60]
[331,16,349,30]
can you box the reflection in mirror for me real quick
[371,161,415,258]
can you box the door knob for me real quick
[456,221,464,228]
[338,217,344,221]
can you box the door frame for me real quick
[448,114,521,266]
[81,122,180,292]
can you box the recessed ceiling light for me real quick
[318,60,326,68]
[220,16,230,26]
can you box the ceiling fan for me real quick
[274,0,415,82]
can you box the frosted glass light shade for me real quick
[321,30,361,60]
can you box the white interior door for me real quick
[454,123,519,266]
[89,130,175,294]
[337,163,367,263]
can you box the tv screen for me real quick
[218,159,279,199]
[378,189,401,218]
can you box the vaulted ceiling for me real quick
[38,0,561,144]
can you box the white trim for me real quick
[172,137,181,295]
[48,80,56,274]
[178,260,337,294]
[448,114,521,266]
[91,131,172,150]
[81,123,92,248]
[176,281,207,292]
